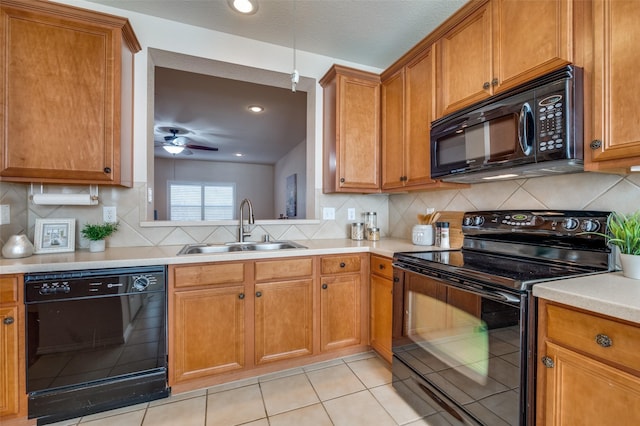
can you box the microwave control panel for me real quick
[537,93,565,153]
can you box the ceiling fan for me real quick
[155,128,219,155]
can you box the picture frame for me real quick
[34,218,76,254]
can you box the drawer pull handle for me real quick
[595,334,612,348]
[3,316,14,325]
[340,262,346,268]
[322,284,328,290]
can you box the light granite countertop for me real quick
[0,238,428,275]
[533,272,640,324]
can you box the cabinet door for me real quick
[254,279,313,365]
[539,342,640,425]
[337,75,381,191]
[404,47,437,187]
[0,306,19,417]
[381,69,406,190]
[171,286,245,384]
[492,0,571,93]
[588,0,640,166]
[438,1,492,117]
[370,274,393,363]
[0,2,137,185]
[320,274,362,351]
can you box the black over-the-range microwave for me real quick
[430,66,583,183]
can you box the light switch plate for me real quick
[323,207,335,220]
[0,205,10,225]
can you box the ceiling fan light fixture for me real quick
[229,0,258,15]
[248,105,264,113]
[163,145,185,155]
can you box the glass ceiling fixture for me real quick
[163,145,185,155]
[228,0,258,15]
[291,0,299,92]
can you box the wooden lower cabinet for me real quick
[0,275,26,420]
[370,255,393,362]
[537,300,640,425]
[319,254,368,352]
[171,285,246,383]
[170,255,370,391]
[254,257,314,365]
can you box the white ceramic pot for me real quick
[89,239,106,253]
[620,253,640,280]
[2,234,34,258]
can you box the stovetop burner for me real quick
[394,210,614,292]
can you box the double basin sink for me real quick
[178,241,307,255]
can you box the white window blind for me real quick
[169,182,235,221]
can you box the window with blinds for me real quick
[169,182,235,221]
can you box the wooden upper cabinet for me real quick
[381,46,464,192]
[0,0,140,186]
[320,65,381,193]
[586,0,640,171]
[437,0,572,118]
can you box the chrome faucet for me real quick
[238,198,255,242]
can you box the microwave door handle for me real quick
[519,102,534,156]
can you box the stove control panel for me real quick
[462,210,610,237]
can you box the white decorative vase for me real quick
[620,253,640,280]
[89,240,106,253]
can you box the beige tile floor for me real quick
[47,352,457,426]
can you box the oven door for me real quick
[392,268,531,426]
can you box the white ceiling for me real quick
[85,0,466,163]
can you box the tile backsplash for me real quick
[1,171,638,249]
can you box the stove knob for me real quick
[133,276,150,291]
[463,216,473,226]
[562,218,579,230]
[581,219,601,233]
[473,216,484,226]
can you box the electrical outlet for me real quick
[103,206,117,223]
[322,207,335,220]
[347,208,356,221]
[0,205,10,225]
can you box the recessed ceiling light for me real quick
[248,105,264,113]
[234,153,244,157]
[229,0,258,14]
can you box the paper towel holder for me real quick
[30,183,99,206]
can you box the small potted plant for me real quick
[603,210,640,279]
[81,222,119,252]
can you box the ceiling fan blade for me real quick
[185,143,219,151]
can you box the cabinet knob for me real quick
[103,167,112,174]
[3,316,14,325]
[393,276,400,282]
[256,291,262,298]
[595,333,612,348]
[238,293,245,300]
[491,78,499,86]
[590,139,603,150]
[483,82,490,90]
[379,264,385,270]
[541,356,554,368]
[340,177,345,183]
[340,262,346,268]
[322,284,328,290]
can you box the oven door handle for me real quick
[454,280,522,305]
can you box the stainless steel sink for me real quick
[177,241,307,255]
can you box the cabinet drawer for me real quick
[545,303,640,372]
[255,257,313,281]
[321,255,361,274]
[0,276,19,304]
[173,263,246,288]
[370,255,392,279]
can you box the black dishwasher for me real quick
[25,265,169,425]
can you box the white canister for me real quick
[412,225,434,246]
